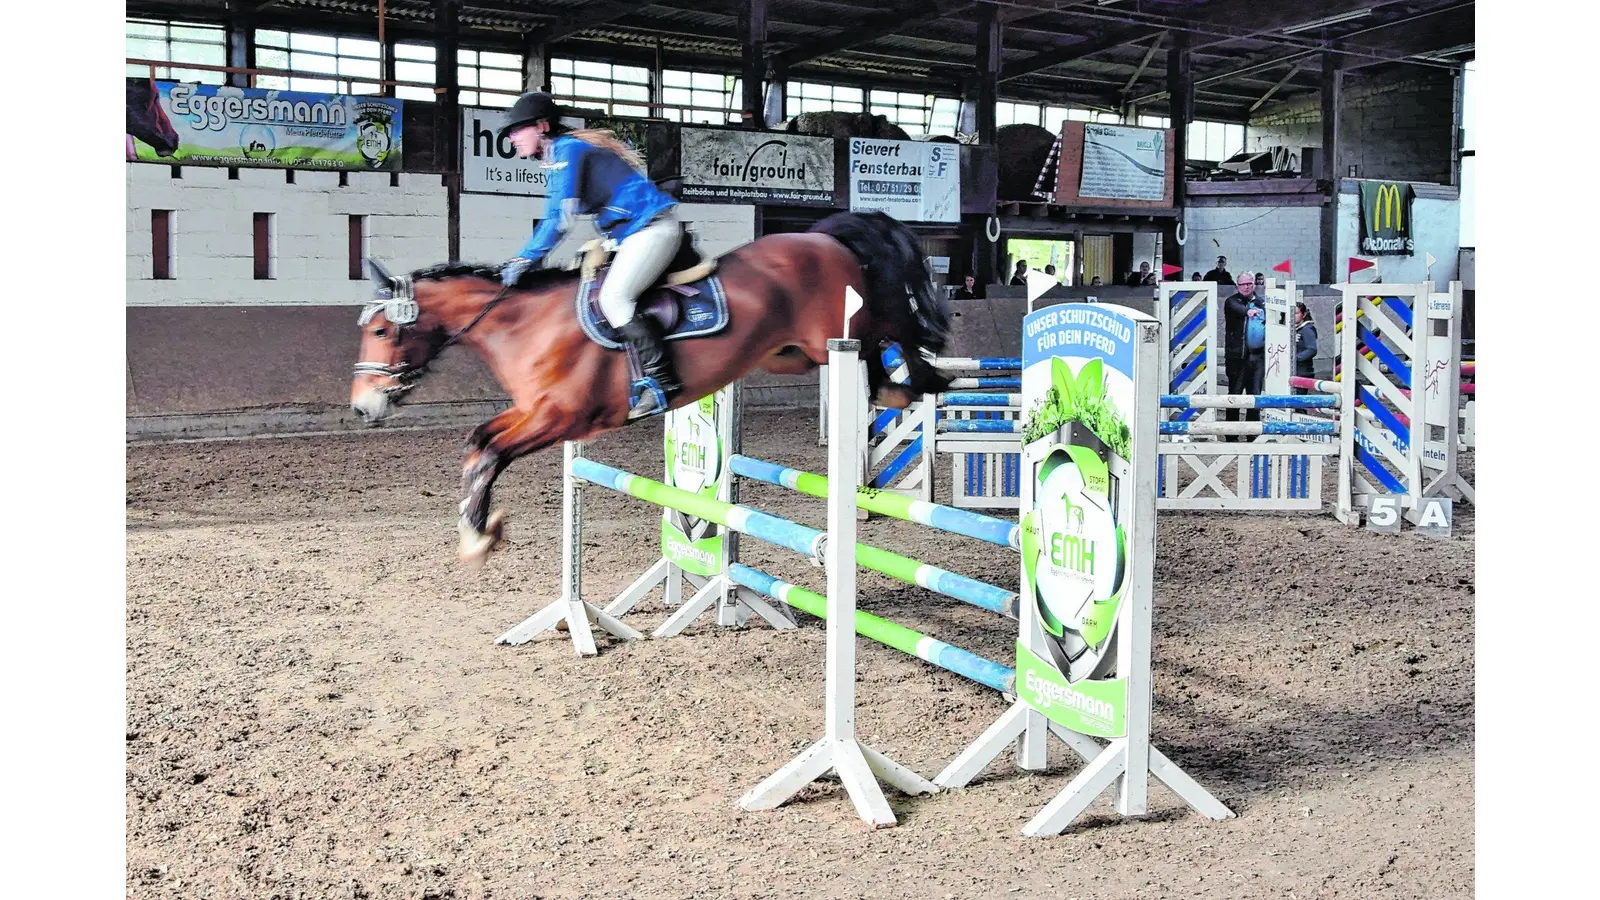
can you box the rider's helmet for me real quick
[498,91,562,140]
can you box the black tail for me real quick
[810,211,953,393]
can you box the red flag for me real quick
[1161,263,1183,277]
[1272,259,1293,274]
[1348,256,1376,278]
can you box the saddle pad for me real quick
[576,271,730,350]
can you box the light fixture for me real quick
[1282,8,1374,35]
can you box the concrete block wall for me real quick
[1182,206,1322,282]
[459,196,756,266]
[127,164,448,306]
[1248,68,1458,185]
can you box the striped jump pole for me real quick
[1160,393,1340,410]
[938,392,1023,408]
[1159,420,1338,437]
[730,565,1015,694]
[946,376,1022,390]
[729,455,1020,551]
[571,458,1020,619]
[938,419,1026,434]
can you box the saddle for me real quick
[572,229,730,351]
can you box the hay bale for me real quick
[997,123,1056,201]
[785,111,911,141]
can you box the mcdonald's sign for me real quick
[1358,181,1416,256]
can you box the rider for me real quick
[497,91,683,418]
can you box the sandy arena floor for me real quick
[126,408,1474,899]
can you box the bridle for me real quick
[354,273,514,396]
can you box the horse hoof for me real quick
[874,385,918,409]
[485,509,509,551]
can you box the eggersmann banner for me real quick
[125,78,403,170]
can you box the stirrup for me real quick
[628,378,672,420]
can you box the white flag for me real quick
[843,285,864,339]
[1026,268,1057,306]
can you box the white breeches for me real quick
[598,209,682,327]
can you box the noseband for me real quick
[354,274,513,395]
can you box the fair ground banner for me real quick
[125,78,403,170]
[847,138,960,223]
[679,128,835,205]
[1079,124,1166,202]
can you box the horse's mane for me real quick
[409,260,579,290]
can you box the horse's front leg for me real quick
[864,343,919,410]
[458,408,529,567]
[458,407,569,569]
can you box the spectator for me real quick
[1009,260,1028,286]
[1044,264,1058,281]
[1125,261,1156,287]
[1191,271,1202,281]
[953,273,983,300]
[1203,255,1234,288]
[1221,273,1265,439]
[1089,275,1103,286]
[1294,301,1318,382]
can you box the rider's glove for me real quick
[501,257,535,287]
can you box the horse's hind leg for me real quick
[864,344,919,409]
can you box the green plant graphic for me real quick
[1021,356,1132,457]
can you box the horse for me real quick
[127,76,180,158]
[350,210,954,567]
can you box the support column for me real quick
[1162,30,1191,275]
[1319,49,1343,284]
[524,38,551,93]
[738,0,768,128]
[227,6,254,89]
[437,0,462,260]
[975,4,1001,146]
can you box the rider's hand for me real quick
[501,257,534,287]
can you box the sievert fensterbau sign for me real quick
[460,106,586,195]
[679,127,835,205]
[847,138,960,223]
[1358,180,1416,256]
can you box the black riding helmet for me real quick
[498,91,562,140]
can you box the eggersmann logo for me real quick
[1024,671,1115,723]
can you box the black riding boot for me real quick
[616,316,682,419]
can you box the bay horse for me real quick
[350,210,953,567]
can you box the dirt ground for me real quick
[126,408,1474,899]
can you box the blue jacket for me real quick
[516,134,677,264]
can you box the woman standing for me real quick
[1294,301,1319,383]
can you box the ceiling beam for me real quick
[769,0,970,69]
[1248,62,1303,113]
[1122,34,1162,94]
[1000,26,1165,83]
[527,0,656,45]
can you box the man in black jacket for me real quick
[1221,273,1264,439]
[1203,255,1234,289]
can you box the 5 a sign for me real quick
[1358,181,1416,256]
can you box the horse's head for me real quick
[126,77,179,157]
[350,259,448,424]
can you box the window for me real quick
[786,81,864,118]
[126,19,226,84]
[151,210,172,280]
[1186,120,1246,161]
[1137,115,1171,129]
[1042,106,1073,135]
[1091,109,1124,124]
[393,42,436,101]
[996,101,1041,127]
[253,213,274,281]
[551,58,651,116]
[255,30,382,94]
[460,49,524,107]
[867,91,960,137]
[661,70,744,124]
[348,216,366,281]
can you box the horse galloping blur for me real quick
[127,77,180,158]
[349,210,953,567]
